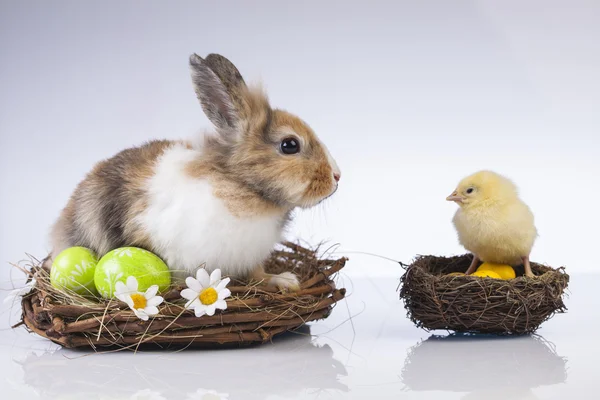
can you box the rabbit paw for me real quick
[269,272,300,292]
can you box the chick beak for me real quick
[446,191,464,203]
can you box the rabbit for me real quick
[47,53,341,292]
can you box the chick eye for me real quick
[280,137,300,155]
[466,188,474,194]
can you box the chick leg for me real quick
[523,256,535,278]
[465,255,480,275]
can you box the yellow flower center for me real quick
[199,287,218,305]
[130,293,147,309]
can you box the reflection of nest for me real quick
[401,334,567,393]
[399,254,569,335]
[18,242,347,349]
[16,327,349,400]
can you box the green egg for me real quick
[50,247,99,296]
[94,247,171,298]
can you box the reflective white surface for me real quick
[1,274,598,400]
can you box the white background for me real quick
[1,1,599,285]
[1,2,599,400]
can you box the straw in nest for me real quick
[399,254,569,335]
[14,242,347,350]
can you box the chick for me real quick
[446,170,538,278]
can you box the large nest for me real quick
[398,254,569,335]
[16,242,347,350]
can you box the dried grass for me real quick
[17,242,347,350]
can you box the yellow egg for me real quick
[477,262,516,280]
[446,272,466,277]
[471,270,502,279]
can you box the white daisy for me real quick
[186,388,229,400]
[115,276,164,321]
[181,269,231,317]
[4,278,36,305]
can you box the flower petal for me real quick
[194,305,206,318]
[124,296,135,309]
[144,306,159,316]
[134,309,149,321]
[210,269,222,286]
[215,277,231,292]
[205,304,216,316]
[20,284,34,296]
[213,299,227,311]
[196,268,210,288]
[115,293,129,303]
[185,277,202,293]
[147,296,164,307]
[126,276,139,292]
[115,280,127,295]
[217,288,231,300]
[181,288,198,301]
[144,285,159,299]
[185,298,200,310]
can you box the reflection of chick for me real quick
[446,170,538,277]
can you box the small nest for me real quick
[17,242,347,350]
[399,254,569,335]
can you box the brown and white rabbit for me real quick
[48,53,341,291]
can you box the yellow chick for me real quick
[446,170,538,278]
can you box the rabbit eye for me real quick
[466,188,474,194]
[280,137,300,155]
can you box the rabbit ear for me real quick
[189,53,246,131]
[204,53,247,98]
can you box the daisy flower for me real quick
[115,276,164,321]
[181,269,231,317]
[4,278,36,305]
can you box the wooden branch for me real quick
[301,258,346,289]
[46,282,336,321]
[58,289,344,334]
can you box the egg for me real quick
[50,247,99,296]
[471,270,502,279]
[94,247,172,298]
[477,262,516,280]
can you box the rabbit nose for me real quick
[334,173,341,182]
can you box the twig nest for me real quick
[18,242,347,350]
[399,254,569,335]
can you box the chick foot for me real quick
[465,255,480,275]
[523,256,536,278]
